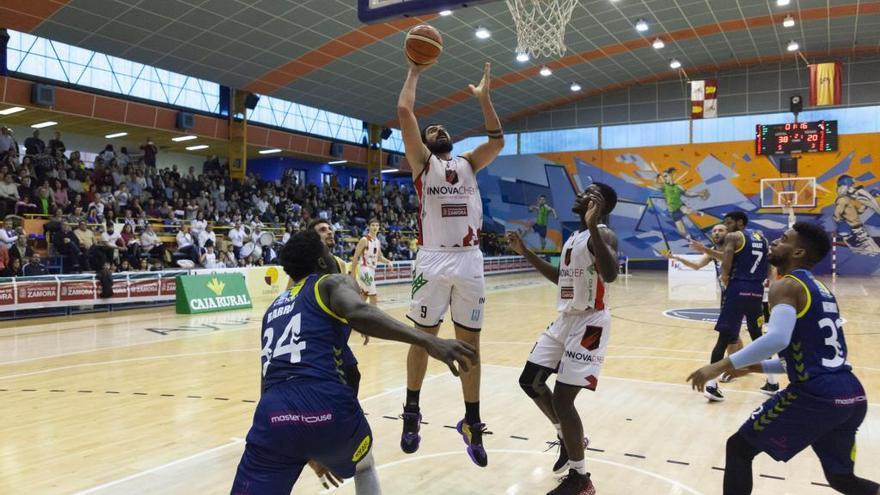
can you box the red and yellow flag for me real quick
[809,62,842,106]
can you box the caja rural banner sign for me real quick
[175,273,253,314]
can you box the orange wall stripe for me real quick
[400,2,879,128]
[243,15,435,95]
[0,1,69,32]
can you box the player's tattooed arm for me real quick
[319,274,477,376]
[506,231,559,283]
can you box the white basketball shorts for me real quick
[527,309,611,389]
[407,247,485,331]
[356,266,377,297]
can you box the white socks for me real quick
[707,378,718,388]
[767,374,779,385]
[569,459,587,475]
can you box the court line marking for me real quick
[70,438,245,495]
[320,450,704,495]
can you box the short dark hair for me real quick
[592,182,618,216]
[369,218,379,225]
[793,222,831,266]
[279,230,325,281]
[420,123,442,143]
[308,218,330,230]
[723,211,749,226]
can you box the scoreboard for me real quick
[755,120,837,155]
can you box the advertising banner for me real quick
[176,273,253,315]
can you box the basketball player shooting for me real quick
[230,231,476,495]
[687,223,879,495]
[351,218,395,305]
[396,59,504,467]
[508,184,619,495]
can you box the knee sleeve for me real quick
[726,432,760,461]
[518,362,553,399]
[825,472,880,495]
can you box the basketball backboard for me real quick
[760,177,817,208]
[358,0,497,24]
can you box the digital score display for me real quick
[756,120,837,155]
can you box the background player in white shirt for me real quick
[397,60,504,467]
[351,218,395,305]
[508,183,619,495]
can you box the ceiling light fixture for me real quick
[186,144,209,151]
[777,0,790,6]
[439,10,453,16]
[105,132,128,139]
[652,38,665,49]
[787,40,799,52]
[635,19,649,32]
[516,52,530,62]
[258,148,282,154]
[0,106,26,116]
[475,26,491,39]
[328,160,347,165]
[381,168,399,173]
[783,15,795,27]
[669,58,682,69]
[539,66,552,76]
[31,121,58,129]
[570,82,582,92]
[172,135,198,142]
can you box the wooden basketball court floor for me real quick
[0,271,877,495]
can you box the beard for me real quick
[426,139,453,155]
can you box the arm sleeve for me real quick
[761,359,787,374]
[729,304,797,369]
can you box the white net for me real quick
[506,0,579,59]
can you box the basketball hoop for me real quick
[506,0,579,59]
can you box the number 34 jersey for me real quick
[781,269,862,398]
[260,274,352,393]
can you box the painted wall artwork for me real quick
[477,133,880,275]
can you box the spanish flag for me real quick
[809,62,842,106]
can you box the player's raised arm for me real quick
[398,62,432,177]
[585,191,619,283]
[319,274,477,376]
[665,251,713,270]
[506,231,559,283]
[461,63,504,172]
[690,238,724,261]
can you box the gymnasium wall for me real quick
[477,133,880,275]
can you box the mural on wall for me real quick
[477,133,880,275]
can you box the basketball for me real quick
[405,25,443,65]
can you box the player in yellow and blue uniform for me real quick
[231,231,476,495]
[702,211,769,401]
[688,222,878,495]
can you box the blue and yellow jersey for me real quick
[260,274,352,392]
[731,228,768,283]
[780,269,855,390]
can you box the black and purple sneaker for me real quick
[400,406,421,454]
[455,419,488,467]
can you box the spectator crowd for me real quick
[0,125,470,278]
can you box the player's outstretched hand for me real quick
[468,62,491,100]
[308,460,343,489]
[426,337,478,377]
[407,58,433,74]
[506,231,526,255]
[689,238,708,253]
[686,365,715,392]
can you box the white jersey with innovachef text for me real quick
[415,154,482,249]
[557,227,608,313]
[360,235,381,269]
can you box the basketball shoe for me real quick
[456,419,488,467]
[759,381,780,396]
[704,385,725,402]
[400,405,421,454]
[547,469,595,495]
[548,436,590,473]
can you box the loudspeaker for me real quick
[244,93,260,110]
[380,127,393,140]
[387,153,402,167]
[176,111,194,129]
[780,156,798,174]
[789,94,802,114]
[329,142,344,158]
[31,83,55,107]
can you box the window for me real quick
[520,128,597,154]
